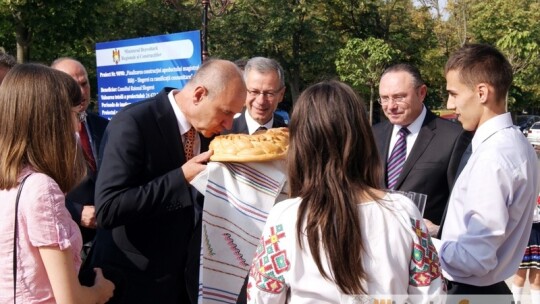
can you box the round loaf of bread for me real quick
[209,127,289,162]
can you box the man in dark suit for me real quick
[372,63,471,237]
[224,57,287,135]
[86,59,246,303]
[51,58,109,246]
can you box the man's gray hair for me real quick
[244,57,285,88]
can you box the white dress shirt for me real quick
[388,106,426,160]
[245,110,274,135]
[438,112,539,286]
[168,90,200,155]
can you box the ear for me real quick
[193,85,207,105]
[277,87,286,104]
[476,83,489,104]
[418,84,428,101]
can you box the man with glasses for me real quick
[372,63,471,237]
[223,56,288,135]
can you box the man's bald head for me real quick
[51,58,91,112]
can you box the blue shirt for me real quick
[438,112,539,286]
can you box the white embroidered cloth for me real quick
[191,160,287,303]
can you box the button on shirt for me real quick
[438,112,539,286]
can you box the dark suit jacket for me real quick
[86,88,209,304]
[222,110,288,135]
[65,111,108,244]
[372,110,471,225]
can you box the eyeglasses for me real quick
[377,95,407,105]
[247,87,283,99]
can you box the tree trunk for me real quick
[15,25,31,63]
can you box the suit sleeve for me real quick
[95,111,193,229]
[65,174,95,224]
[65,198,84,224]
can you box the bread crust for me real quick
[209,127,289,162]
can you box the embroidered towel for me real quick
[191,160,288,304]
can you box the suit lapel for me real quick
[153,88,184,164]
[236,111,249,134]
[380,121,393,166]
[394,111,437,188]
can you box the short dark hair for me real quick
[381,63,425,87]
[445,43,513,102]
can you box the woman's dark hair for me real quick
[288,80,383,294]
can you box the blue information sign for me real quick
[95,31,201,119]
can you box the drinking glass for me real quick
[394,191,427,216]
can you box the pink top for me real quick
[0,166,82,303]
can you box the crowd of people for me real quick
[0,43,539,304]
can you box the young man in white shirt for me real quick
[436,43,539,296]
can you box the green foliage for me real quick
[0,0,539,114]
[336,37,397,89]
[336,37,398,123]
[449,0,540,113]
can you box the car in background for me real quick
[516,115,540,135]
[433,109,459,123]
[275,109,290,125]
[527,121,540,147]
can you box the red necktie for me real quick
[184,127,196,161]
[79,122,97,172]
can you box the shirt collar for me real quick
[471,112,513,152]
[245,110,274,134]
[168,90,192,136]
[392,105,426,136]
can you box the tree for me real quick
[336,37,399,124]
[458,0,540,113]
[208,0,343,105]
[0,0,109,63]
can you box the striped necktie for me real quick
[386,127,410,189]
[184,127,196,161]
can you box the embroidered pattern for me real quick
[207,180,270,223]
[225,162,282,197]
[203,224,215,256]
[252,224,289,294]
[409,219,442,286]
[223,233,249,267]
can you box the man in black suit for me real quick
[224,56,287,135]
[52,58,109,247]
[86,59,246,303]
[372,63,471,236]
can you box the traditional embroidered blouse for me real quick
[247,192,445,303]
